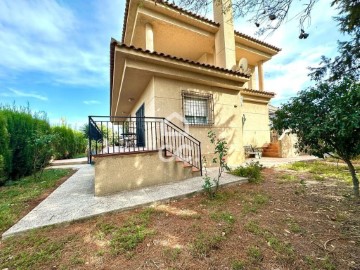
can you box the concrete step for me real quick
[263,149,279,153]
[262,153,280,157]
[265,145,279,148]
[263,152,279,156]
[165,152,201,175]
[183,162,192,168]
[192,167,200,172]
[263,148,279,151]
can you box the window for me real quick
[182,90,214,125]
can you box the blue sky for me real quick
[0,0,345,128]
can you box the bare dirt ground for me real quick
[1,162,359,270]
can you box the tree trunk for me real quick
[344,159,359,198]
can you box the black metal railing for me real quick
[88,116,202,174]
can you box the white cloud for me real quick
[83,100,101,105]
[0,0,123,87]
[0,88,48,101]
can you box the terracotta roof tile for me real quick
[234,31,281,52]
[112,39,251,78]
[241,88,276,97]
[152,0,219,26]
[121,0,131,43]
[110,38,251,113]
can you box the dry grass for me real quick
[1,161,359,269]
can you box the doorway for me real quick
[135,104,145,147]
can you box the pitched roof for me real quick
[111,38,250,77]
[110,39,251,108]
[240,88,276,97]
[121,0,281,52]
[234,31,281,52]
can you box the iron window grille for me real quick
[181,90,214,126]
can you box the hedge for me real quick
[0,106,87,185]
[51,125,87,160]
[0,106,51,182]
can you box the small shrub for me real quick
[231,161,263,183]
[202,130,229,199]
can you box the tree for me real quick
[272,78,360,197]
[309,0,360,82]
[174,0,359,36]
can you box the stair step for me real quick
[263,153,280,157]
[192,167,200,172]
[183,162,192,168]
[265,146,279,150]
[263,150,279,153]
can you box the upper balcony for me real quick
[123,0,279,65]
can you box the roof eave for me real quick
[240,88,276,98]
[121,0,281,53]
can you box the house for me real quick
[90,0,281,196]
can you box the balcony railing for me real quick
[88,116,202,174]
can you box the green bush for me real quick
[231,161,263,183]
[0,105,87,184]
[0,113,10,185]
[0,155,6,186]
[51,125,87,160]
[0,106,52,181]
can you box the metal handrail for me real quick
[163,119,200,145]
[88,116,202,175]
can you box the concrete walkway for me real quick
[2,155,317,239]
[245,155,318,167]
[2,165,247,239]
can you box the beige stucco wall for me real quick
[152,77,244,166]
[279,132,299,158]
[241,97,271,148]
[121,77,272,167]
[130,78,155,117]
[94,151,197,196]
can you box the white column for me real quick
[258,61,264,91]
[145,23,154,52]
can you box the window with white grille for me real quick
[182,91,214,126]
